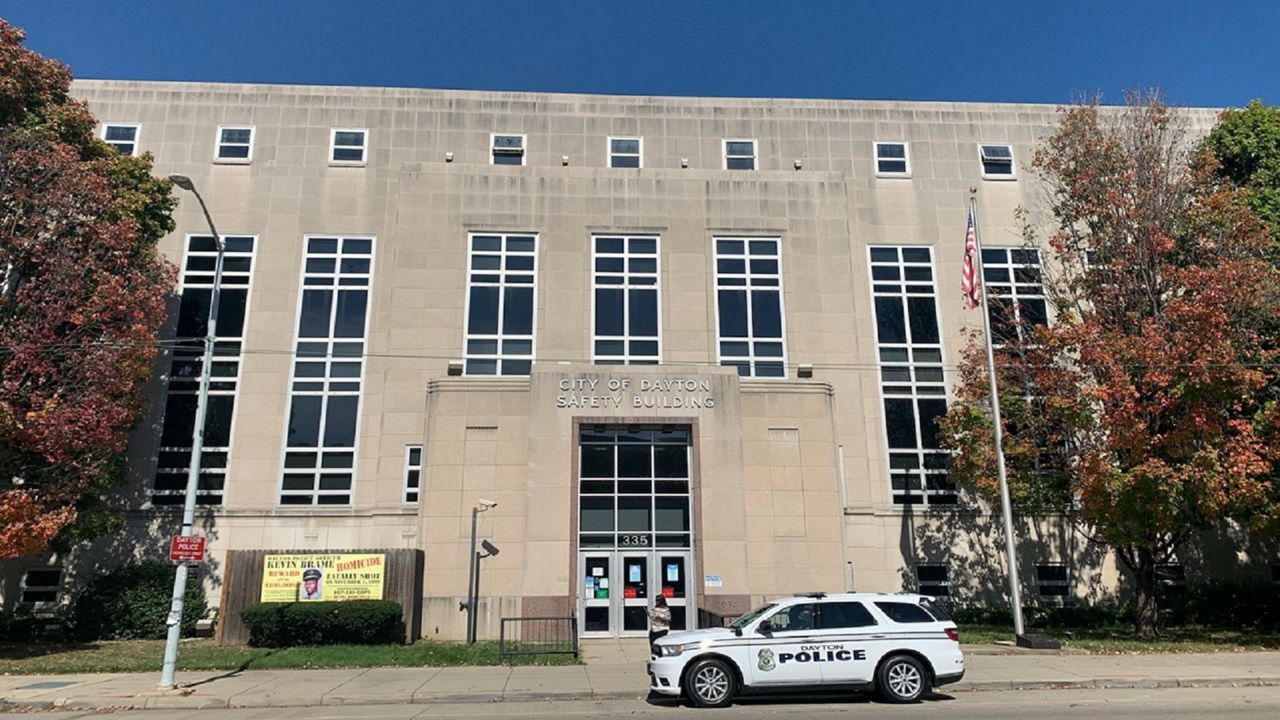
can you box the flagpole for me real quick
[968,187,1025,638]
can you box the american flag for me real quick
[961,207,980,309]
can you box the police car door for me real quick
[747,602,823,686]
[813,601,879,684]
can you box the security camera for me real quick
[478,499,498,509]
[481,539,500,557]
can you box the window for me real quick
[874,142,910,177]
[279,236,374,505]
[102,123,139,156]
[608,137,642,168]
[981,248,1047,345]
[723,138,756,170]
[491,133,526,165]
[330,128,367,165]
[917,564,951,596]
[153,235,257,507]
[1156,563,1186,591]
[818,602,878,629]
[215,126,254,162]
[579,426,691,550]
[593,235,659,364]
[979,143,1015,178]
[874,601,935,624]
[1036,563,1070,599]
[768,603,817,631]
[868,246,953,506]
[403,445,422,504]
[464,233,537,375]
[20,568,62,605]
[715,237,785,377]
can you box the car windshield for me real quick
[729,603,777,629]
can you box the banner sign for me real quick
[259,553,386,602]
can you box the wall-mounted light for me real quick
[445,151,454,163]
[447,360,464,376]
[797,363,814,379]
[561,154,569,166]
[680,158,689,168]
[794,159,803,170]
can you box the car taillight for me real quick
[945,627,959,642]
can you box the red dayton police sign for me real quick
[168,536,206,563]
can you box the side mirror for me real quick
[756,620,774,635]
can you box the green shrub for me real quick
[241,600,402,647]
[1178,581,1280,629]
[0,613,53,642]
[72,562,206,641]
[953,603,1133,628]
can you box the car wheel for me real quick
[685,657,736,708]
[876,654,928,703]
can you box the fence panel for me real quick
[498,616,578,659]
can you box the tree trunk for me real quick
[1133,546,1159,639]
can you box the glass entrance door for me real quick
[578,550,694,637]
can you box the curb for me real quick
[5,677,1278,711]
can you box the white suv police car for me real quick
[648,592,963,707]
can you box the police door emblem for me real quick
[757,648,776,672]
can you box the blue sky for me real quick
[4,1,1278,107]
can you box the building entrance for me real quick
[575,425,695,638]
[578,551,693,637]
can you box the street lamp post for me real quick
[463,499,497,644]
[158,174,223,689]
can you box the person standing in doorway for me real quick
[648,594,671,646]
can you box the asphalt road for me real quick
[17,685,1280,718]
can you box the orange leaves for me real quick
[0,490,76,559]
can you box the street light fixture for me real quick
[158,174,224,689]
[463,499,497,644]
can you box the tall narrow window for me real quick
[465,233,536,375]
[491,134,526,165]
[608,137,642,168]
[723,139,756,170]
[981,247,1047,346]
[215,126,254,162]
[874,142,910,177]
[153,235,256,506]
[403,445,423,504]
[279,236,374,505]
[715,237,785,377]
[330,128,367,165]
[593,235,659,365]
[868,246,954,506]
[979,143,1015,178]
[579,426,691,550]
[102,123,140,156]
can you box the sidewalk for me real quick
[2,641,1279,712]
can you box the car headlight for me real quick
[658,642,699,657]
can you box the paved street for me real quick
[12,686,1280,719]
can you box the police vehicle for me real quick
[647,592,963,707]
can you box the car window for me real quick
[874,601,935,623]
[818,601,878,629]
[768,603,817,632]
[920,598,951,621]
[730,603,776,629]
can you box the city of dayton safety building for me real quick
[1,80,1249,640]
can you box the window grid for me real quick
[714,237,786,378]
[215,125,254,162]
[152,235,256,507]
[330,128,367,165]
[279,236,374,505]
[491,133,526,166]
[592,235,660,365]
[578,426,692,550]
[868,246,954,506]
[874,142,911,177]
[20,568,62,605]
[403,445,422,504]
[464,233,537,375]
[723,138,757,170]
[102,123,139,156]
[981,247,1047,346]
[979,143,1016,178]
[1036,563,1070,599]
[608,137,642,168]
[916,564,951,596]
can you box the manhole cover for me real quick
[18,681,77,690]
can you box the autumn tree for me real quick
[0,20,176,557]
[1203,100,1280,246]
[940,91,1280,638]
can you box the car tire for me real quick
[876,654,929,703]
[684,657,737,708]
